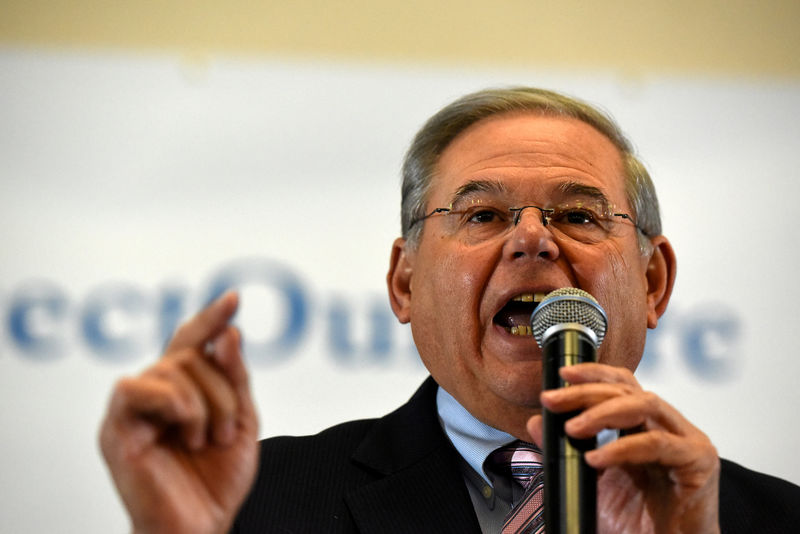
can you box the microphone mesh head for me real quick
[530,288,608,348]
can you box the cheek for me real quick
[572,244,649,369]
[564,242,647,311]
[427,241,496,294]
[409,245,495,377]
[560,245,611,293]
[451,245,502,313]
[564,241,644,300]
[413,246,473,319]
[412,244,499,345]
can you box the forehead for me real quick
[431,113,627,206]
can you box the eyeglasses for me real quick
[409,196,645,245]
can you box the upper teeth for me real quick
[512,292,546,303]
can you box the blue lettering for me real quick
[81,285,148,361]
[368,301,394,359]
[327,297,394,366]
[681,305,740,381]
[329,297,355,359]
[7,283,67,359]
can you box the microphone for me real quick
[531,288,608,534]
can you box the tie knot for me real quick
[489,441,543,488]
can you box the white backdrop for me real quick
[1,48,799,532]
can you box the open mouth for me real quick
[493,293,546,336]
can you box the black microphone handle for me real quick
[542,327,597,534]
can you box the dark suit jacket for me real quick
[232,377,800,533]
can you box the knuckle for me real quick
[639,390,660,411]
[112,376,139,400]
[157,348,198,374]
[113,375,134,391]
[183,395,208,423]
[172,321,192,340]
[610,366,635,384]
[617,366,634,380]
[697,435,718,459]
[207,383,237,418]
[648,429,672,452]
[142,360,176,381]
[168,346,197,364]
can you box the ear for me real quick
[644,235,677,329]
[387,237,414,324]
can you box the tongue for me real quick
[506,311,532,328]
[494,301,537,328]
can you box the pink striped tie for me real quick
[492,441,545,534]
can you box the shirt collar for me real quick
[436,385,516,485]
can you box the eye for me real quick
[455,204,509,226]
[468,209,502,224]
[555,208,599,225]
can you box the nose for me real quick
[504,206,560,261]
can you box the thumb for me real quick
[526,414,544,449]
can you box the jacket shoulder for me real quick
[231,377,477,533]
[719,458,800,533]
[234,418,384,532]
[259,417,379,466]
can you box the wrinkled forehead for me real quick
[446,178,619,209]
[427,114,629,210]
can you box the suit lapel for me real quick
[344,377,482,533]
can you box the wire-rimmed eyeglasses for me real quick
[408,199,646,245]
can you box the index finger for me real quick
[558,362,641,388]
[166,291,239,353]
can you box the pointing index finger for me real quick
[166,291,239,353]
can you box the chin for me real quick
[491,368,544,408]
[503,386,543,408]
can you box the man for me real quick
[100,87,800,533]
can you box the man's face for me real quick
[388,112,673,436]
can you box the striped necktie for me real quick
[490,441,545,534]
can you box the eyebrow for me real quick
[449,179,509,204]
[449,179,612,206]
[555,181,612,206]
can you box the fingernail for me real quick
[541,389,562,401]
[565,416,582,432]
[212,289,237,308]
[584,449,601,466]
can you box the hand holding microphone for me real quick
[527,288,720,534]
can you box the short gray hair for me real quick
[401,87,661,252]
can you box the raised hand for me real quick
[527,362,720,534]
[99,292,259,534]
